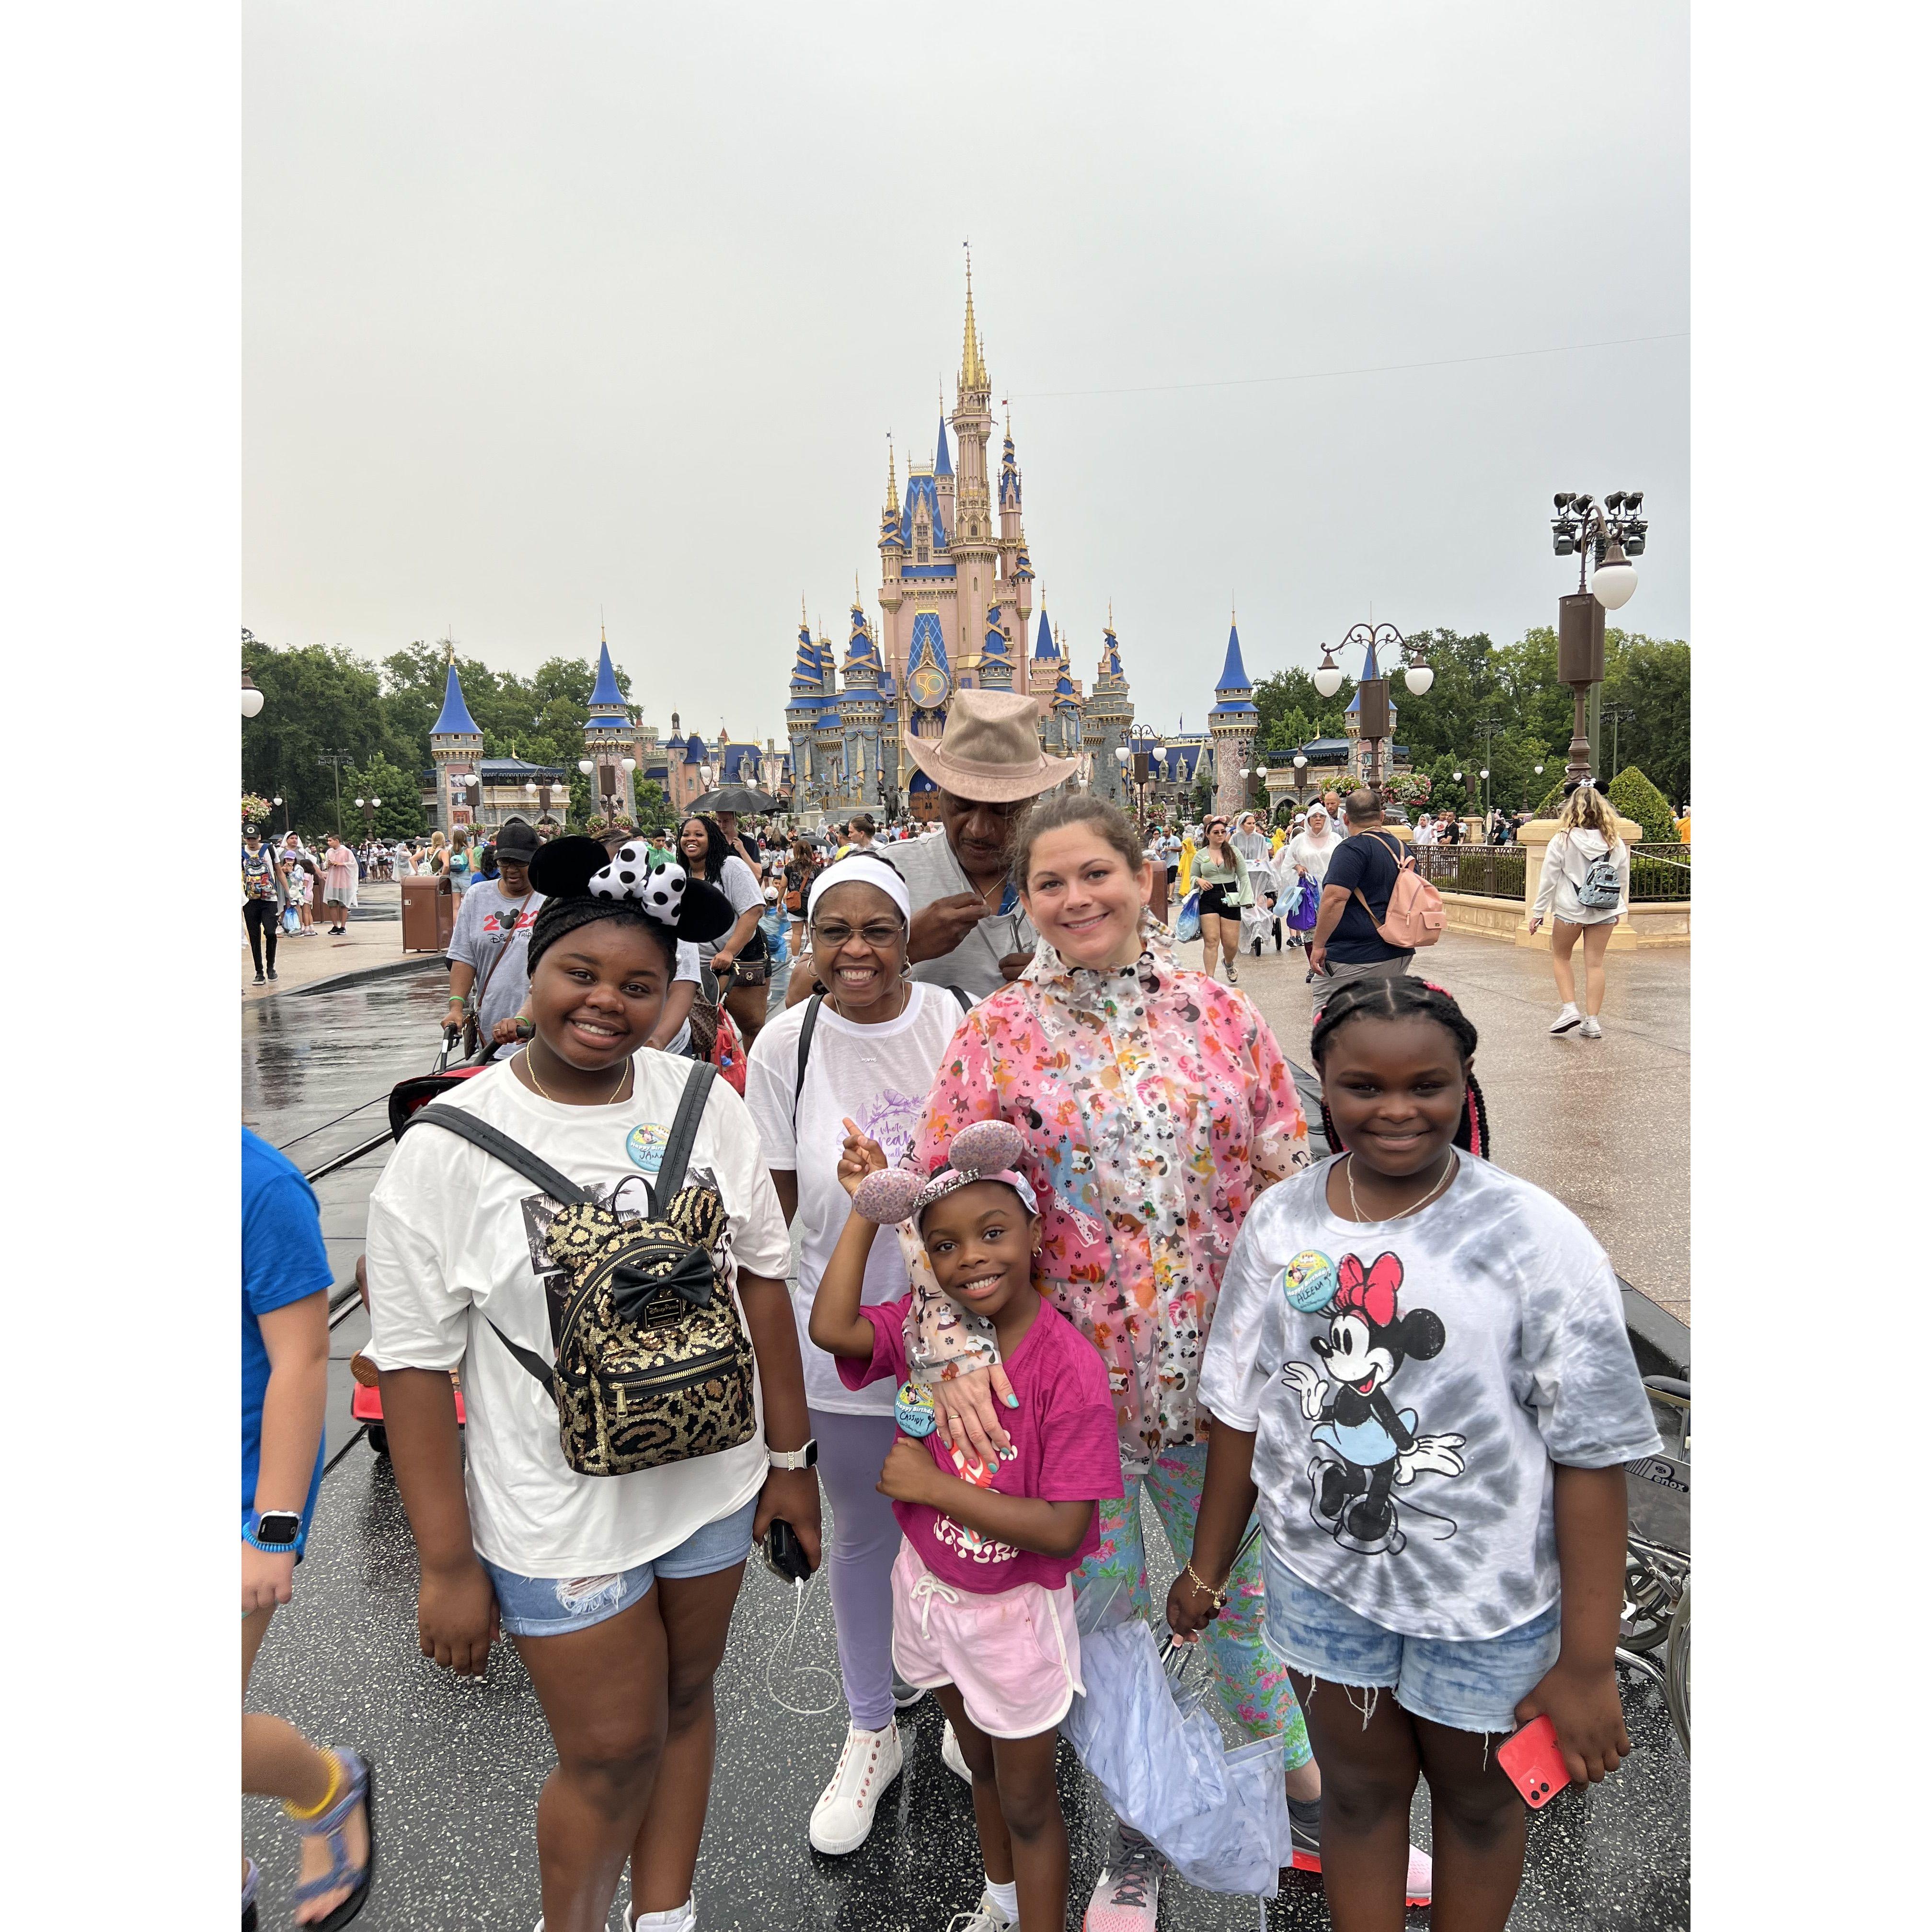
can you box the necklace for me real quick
[1345,1150,1457,1224]
[524,1042,632,1107]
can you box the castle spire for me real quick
[961,250,988,391]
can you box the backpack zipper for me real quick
[607,1347,745,1401]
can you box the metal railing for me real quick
[1411,845,1527,900]
[1397,839,1691,904]
[1628,843,1691,903]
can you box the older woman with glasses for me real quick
[743,851,975,1861]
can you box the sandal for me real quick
[288,1746,375,1931]
[243,1856,259,1932]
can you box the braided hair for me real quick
[1310,975,1491,1160]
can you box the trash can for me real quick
[402,875,454,953]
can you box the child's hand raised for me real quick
[836,1118,890,1199]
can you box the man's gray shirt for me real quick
[890,832,1037,1000]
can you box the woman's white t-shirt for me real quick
[742,982,969,1416]
[692,854,766,966]
[364,1052,792,1576]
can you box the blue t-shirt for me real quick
[242,1127,334,1546]
[1321,830,1414,965]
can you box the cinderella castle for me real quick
[784,264,1136,819]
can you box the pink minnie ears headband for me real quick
[851,1120,1038,1226]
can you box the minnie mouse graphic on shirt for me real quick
[1280,1252,1467,1557]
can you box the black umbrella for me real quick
[688,782,780,815]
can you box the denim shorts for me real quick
[481,1496,758,1639]
[1263,1552,1561,1736]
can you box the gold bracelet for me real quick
[1183,1562,1230,1608]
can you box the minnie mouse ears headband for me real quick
[851,1119,1039,1226]
[527,835,736,945]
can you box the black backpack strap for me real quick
[407,1102,591,1206]
[656,1061,717,1197]
[794,991,826,1106]
[404,1102,589,1401]
[948,984,973,1013]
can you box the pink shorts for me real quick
[889,1539,1084,1739]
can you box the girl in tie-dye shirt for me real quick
[897,795,1420,1928]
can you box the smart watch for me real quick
[766,1439,817,1472]
[246,1510,303,1550]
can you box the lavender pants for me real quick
[810,1407,903,1733]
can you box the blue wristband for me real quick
[242,1529,299,1553]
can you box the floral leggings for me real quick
[1070,1441,1312,1772]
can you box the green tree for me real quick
[632,780,671,833]
[1254,668,1351,755]
[345,753,426,840]
[242,636,404,834]
[1605,766,1678,842]
[1601,635,1690,809]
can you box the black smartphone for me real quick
[763,1518,812,1584]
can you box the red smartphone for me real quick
[1496,1715,1572,1809]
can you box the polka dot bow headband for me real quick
[590,842,689,925]
[851,1119,1040,1226]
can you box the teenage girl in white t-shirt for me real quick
[742,852,972,1861]
[1171,976,1660,1932]
[366,837,822,1932]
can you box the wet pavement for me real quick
[242,957,1689,1931]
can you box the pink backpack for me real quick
[1350,832,1446,949]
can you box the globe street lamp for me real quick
[354,795,381,840]
[1311,622,1431,793]
[242,666,264,718]
[1550,490,1647,781]
[272,795,288,836]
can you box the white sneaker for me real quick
[1549,1003,1583,1034]
[808,1722,903,1854]
[941,1719,971,1782]
[945,1886,1015,1932]
[1578,1015,1603,1038]
[626,1899,698,1932]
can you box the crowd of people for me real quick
[244,695,1661,1932]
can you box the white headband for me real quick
[806,855,912,925]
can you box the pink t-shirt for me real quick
[838,1292,1123,1595]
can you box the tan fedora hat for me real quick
[904,689,1079,804]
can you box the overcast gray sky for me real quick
[243,1,1687,744]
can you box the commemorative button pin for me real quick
[894,1380,937,1438]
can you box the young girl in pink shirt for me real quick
[809,1118,1123,1932]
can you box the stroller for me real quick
[312,1042,490,1455]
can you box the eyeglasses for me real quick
[808,921,904,951]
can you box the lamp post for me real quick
[1473,716,1504,825]
[1479,770,1491,824]
[354,795,381,841]
[1602,703,1637,784]
[1115,723,1162,827]
[315,749,355,837]
[273,795,287,836]
[242,666,264,718]
[1550,490,1647,781]
[1291,752,1309,816]
[1528,763,1545,810]
[523,774,564,823]
[1311,622,1432,793]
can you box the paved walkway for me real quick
[1230,929,1690,1326]
[242,880,444,998]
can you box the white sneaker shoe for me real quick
[945,1886,1015,1932]
[1578,1015,1603,1038]
[941,1719,971,1782]
[809,1722,903,1855]
[1549,1003,1583,1034]
[626,1898,698,1931]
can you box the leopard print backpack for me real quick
[409,1063,757,1476]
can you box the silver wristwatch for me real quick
[766,1439,818,1472]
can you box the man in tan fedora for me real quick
[789,690,1077,1004]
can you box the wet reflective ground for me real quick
[244,970,1689,1931]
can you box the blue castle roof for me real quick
[899,472,949,551]
[1034,609,1056,659]
[430,664,481,738]
[683,736,706,764]
[1208,622,1257,716]
[589,641,625,709]
[934,415,952,477]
